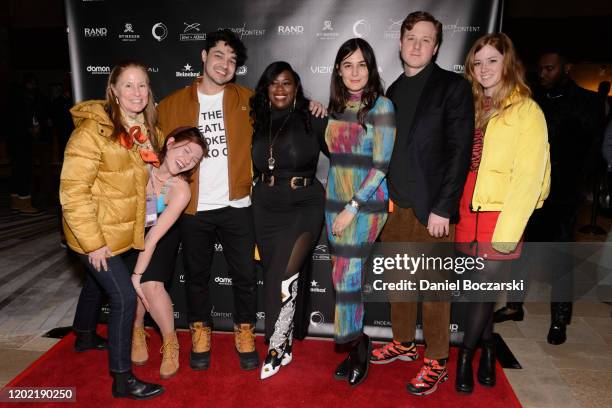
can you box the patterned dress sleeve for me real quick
[348,96,396,212]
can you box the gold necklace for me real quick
[267,111,292,171]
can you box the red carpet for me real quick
[5,329,522,407]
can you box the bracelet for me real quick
[132,272,144,276]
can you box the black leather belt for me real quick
[258,173,314,189]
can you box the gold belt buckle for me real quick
[290,177,304,190]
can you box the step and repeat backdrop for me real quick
[66,0,502,343]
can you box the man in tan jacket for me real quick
[156,29,258,371]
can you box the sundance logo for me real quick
[214,276,233,286]
[84,27,107,37]
[87,65,110,75]
[176,63,200,78]
[278,25,304,35]
[310,279,326,293]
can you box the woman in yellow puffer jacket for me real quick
[454,33,550,394]
[59,60,163,400]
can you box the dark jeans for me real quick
[180,206,256,325]
[73,252,137,373]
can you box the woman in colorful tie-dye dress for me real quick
[325,38,396,387]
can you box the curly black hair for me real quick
[204,29,247,67]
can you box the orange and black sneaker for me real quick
[406,358,448,396]
[370,340,418,364]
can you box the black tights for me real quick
[462,260,509,350]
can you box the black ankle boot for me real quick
[111,371,164,400]
[455,347,474,393]
[347,334,372,387]
[493,302,524,323]
[74,331,108,352]
[334,355,350,380]
[477,341,496,386]
[548,302,572,345]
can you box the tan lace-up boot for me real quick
[234,323,259,370]
[159,332,179,379]
[189,322,211,370]
[131,326,149,365]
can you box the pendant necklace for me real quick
[268,111,292,171]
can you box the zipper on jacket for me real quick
[469,205,482,257]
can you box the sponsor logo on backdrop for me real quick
[353,19,370,38]
[443,20,481,36]
[152,22,168,42]
[236,65,247,76]
[180,22,206,41]
[384,19,402,40]
[450,323,459,333]
[316,19,339,40]
[176,63,200,78]
[310,65,333,75]
[256,312,265,320]
[211,306,232,319]
[257,279,263,286]
[84,27,107,37]
[373,320,391,326]
[310,280,327,294]
[453,64,465,73]
[215,243,223,251]
[215,276,233,286]
[147,67,159,73]
[310,311,325,327]
[278,25,304,36]
[101,305,110,314]
[119,23,140,42]
[313,244,331,260]
[218,23,265,39]
[87,65,110,75]
[173,311,180,319]
[179,274,185,283]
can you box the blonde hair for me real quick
[464,33,531,130]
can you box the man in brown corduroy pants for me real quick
[369,11,474,396]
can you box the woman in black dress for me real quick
[250,61,328,379]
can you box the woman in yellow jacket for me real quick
[454,33,550,393]
[60,61,163,400]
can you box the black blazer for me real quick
[387,64,474,226]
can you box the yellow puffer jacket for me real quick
[471,94,551,252]
[60,100,149,256]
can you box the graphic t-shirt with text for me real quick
[197,90,250,210]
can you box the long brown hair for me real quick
[464,33,531,130]
[105,60,159,151]
[328,38,384,129]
